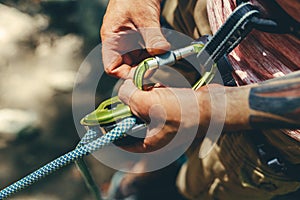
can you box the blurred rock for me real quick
[0,3,48,60]
[0,109,39,147]
[34,33,83,70]
[0,5,83,110]
[47,70,76,92]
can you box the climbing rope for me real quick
[75,127,103,200]
[0,117,136,200]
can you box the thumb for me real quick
[118,80,153,121]
[139,27,171,55]
[118,79,140,106]
[130,0,170,55]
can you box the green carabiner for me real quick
[133,43,205,89]
[133,58,158,90]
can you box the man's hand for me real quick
[100,0,170,79]
[118,80,204,152]
[118,71,300,152]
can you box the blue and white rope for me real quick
[0,117,136,200]
[77,126,101,147]
[75,128,103,200]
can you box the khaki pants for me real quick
[162,0,211,38]
[176,132,300,200]
[162,0,300,199]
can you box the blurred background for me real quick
[0,0,119,199]
[1,1,300,200]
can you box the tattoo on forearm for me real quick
[249,72,300,128]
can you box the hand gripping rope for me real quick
[0,2,269,199]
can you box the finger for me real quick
[120,126,172,153]
[134,17,170,55]
[102,38,131,79]
[118,79,140,105]
[118,80,154,121]
[119,140,147,153]
[139,27,171,56]
[127,67,137,79]
[102,42,139,79]
[118,80,163,104]
[142,82,165,91]
[130,0,170,55]
[102,31,144,79]
[142,124,176,152]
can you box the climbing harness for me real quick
[1,2,286,199]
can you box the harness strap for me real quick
[195,2,259,86]
[237,0,300,37]
[216,55,237,86]
[197,2,259,66]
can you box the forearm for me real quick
[198,71,300,132]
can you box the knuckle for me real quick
[104,66,112,74]
[143,140,154,151]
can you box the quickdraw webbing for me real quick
[197,2,259,72]
[0,118,136,199]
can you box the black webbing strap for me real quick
[198,2,259,65]
[217,55,236,86]
[196,2,259,86]
[237,0,300,37]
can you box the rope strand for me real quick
[0,117,136,200]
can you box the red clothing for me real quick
[207,0,300,142]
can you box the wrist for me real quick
[195,86,212,137]
[196,85,251,135]
[222,86,251,131]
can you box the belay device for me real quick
[1,2,280,199]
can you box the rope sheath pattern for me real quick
[0,117,136,199]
